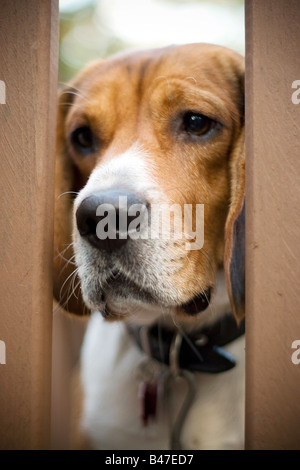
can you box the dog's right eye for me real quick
[70,126,96,154]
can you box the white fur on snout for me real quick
[74,142,163,211]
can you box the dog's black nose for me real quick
[76,190,149,252]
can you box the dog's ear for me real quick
[53,61,103,315]
[224,127,245,322]
[53,84,88,315]
[53,60,106,315]
[222,51,245,322]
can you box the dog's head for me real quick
[53,44,245,324]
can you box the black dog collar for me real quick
[127,313,245,374]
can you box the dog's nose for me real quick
[76,190,149,252]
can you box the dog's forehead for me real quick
[77,43,243,97]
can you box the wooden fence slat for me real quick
[0,0,58,449]
[245,0,300,450]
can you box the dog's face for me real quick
[54,44,245,323]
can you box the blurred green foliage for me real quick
[59,0,244,84]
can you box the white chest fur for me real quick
[80,312,245,450]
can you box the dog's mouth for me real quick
[103,272,157,304]
[100,274,159,321]
[97,271,211,320]
[180,288,211,316]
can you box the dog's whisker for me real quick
[59,266,79,304]
[58,252,76,267]
[54,244,70,261]
[58,190,79,200]
[63,269,81,310]
[53,301,63,315]
[55,246,77,268]
[54,241,76,257]
[70,277,82,302]
[178,327,204,363]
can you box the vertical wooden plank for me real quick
[0,1,58,449]
[245,0,300,449]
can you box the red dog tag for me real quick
[138,381,157,427]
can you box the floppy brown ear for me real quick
[53,86,88,315]
[53,61,103,315]
[224,128,245,321]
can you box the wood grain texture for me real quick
[0,0,58,449]
[245,0,300,449]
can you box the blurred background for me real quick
[58,0,245,84]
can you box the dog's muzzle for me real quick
[75,188,212,316]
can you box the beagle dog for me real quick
[53,43,245,450]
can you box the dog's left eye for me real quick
[70,126,96,154]
[182,112,216,137]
